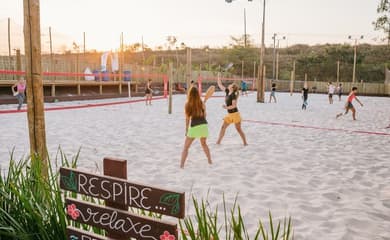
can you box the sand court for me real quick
[0,91,389,239]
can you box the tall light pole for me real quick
[272,34,286,80]
[244,8,247,47]
[205,46,211,70]
[258,0,266,102]
[226,0,265,102]
[272,33,276,80]
[348,35,363,83]
[275,35,286,81]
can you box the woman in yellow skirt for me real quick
[216,73,248,146]
[180,87,212,168]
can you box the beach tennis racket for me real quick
[204,85,215,102]
[222,62,234,72]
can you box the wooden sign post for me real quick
[103,157,127,239]
[65,198,177,239]
[60,157,185,240]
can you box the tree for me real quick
[166,36,177,50]
[373,0,390,45]
[230,34,253,48]
[166,36,179,66]
[124,43,141,52]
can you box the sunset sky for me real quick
[0,0,385,54]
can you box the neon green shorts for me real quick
[187,124,209,138]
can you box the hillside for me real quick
[1,44,389,83]
[137,44,390,83]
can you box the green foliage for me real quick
[0,149,78,240]
[259,212,293,240]
[230,35,254,48]
[1,151,293,240]
[179,195,293,240]
[373,0,390,44]
[287,44,389,82]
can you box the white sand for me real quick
[1,91,389,239]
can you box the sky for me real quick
[0,0,386,54]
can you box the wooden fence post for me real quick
[168,62,173,114]
[16,49,21,72]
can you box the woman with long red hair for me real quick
[180,87,212,168]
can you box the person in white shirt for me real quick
[328,82,335,104]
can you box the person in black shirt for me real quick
[302,84,309,110]
[269,82,277,103]
[216,73,248,146]
[145,79,153,105]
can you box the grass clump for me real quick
[180,195,294,240]
[0,150,77,240]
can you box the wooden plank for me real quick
[65,198,177,240]
[67,226,108,240]
[60,167,185,218]
[103,157,127,239]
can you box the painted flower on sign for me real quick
[160,231,175,240]
[67,204,80,220]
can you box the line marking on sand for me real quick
[0,97,166,114]
[244,119,390,136]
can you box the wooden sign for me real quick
[67,226,108,240]
[65,198,178,240]
[60,167,185,218]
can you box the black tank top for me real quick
[190,117,207,127]
[225,89,238,113]
[190,108,207,127]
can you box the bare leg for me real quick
[180,137,195,168]
[273,96,277,103]
[235,122,248,146]
[337,106,348,118]
[200,138,212,164]
[17,94,23,110]
[351,108,356,120]
[216,122,230,144]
